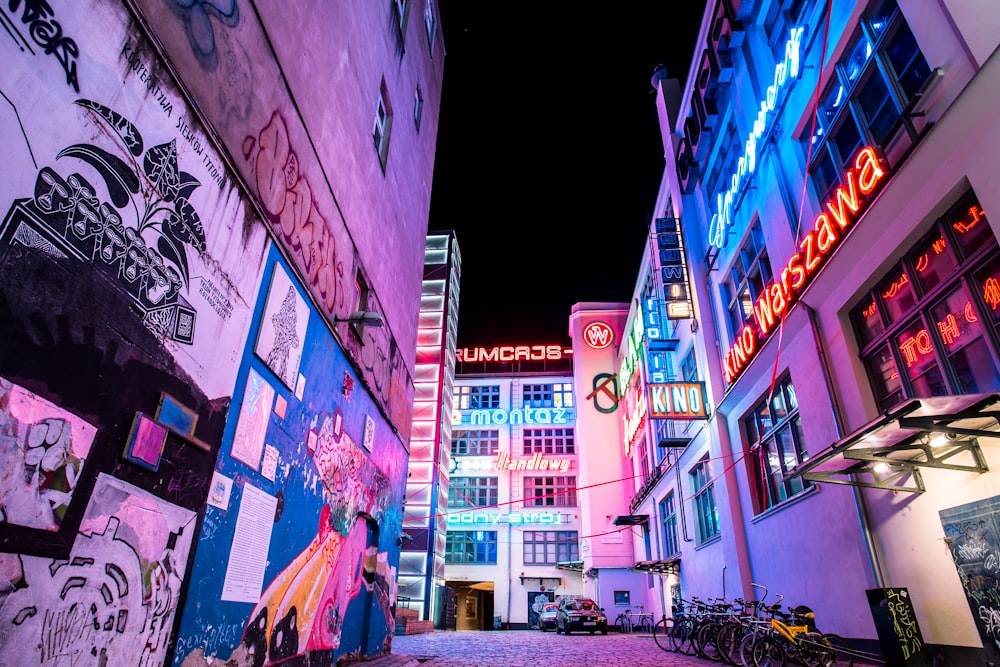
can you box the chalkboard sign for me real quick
[940,495,1000,665]
[866,587,926,666]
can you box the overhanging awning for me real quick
[785,393,1000,493]
[555,560,584,572]
[632,558,680,575]
[613,514,648,526]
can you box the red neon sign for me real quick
[724,146,887,385]
[457,345,572,362]
[582,321,615,350]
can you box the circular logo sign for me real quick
[582,321,615,350]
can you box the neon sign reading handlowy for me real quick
[723,146,886,385]
[708,26,804,249]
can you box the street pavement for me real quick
[355,629,729,667]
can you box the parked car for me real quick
[538,602,558,631]
[555,598,608,635]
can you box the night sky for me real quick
[430,2,708,349]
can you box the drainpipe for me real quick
[715,411,754,601]
[804,304,885,587]
[673,448,693,543]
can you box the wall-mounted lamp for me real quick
[333,311,383,328]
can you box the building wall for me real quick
[445,369,585,629]
[0,0,441,664]
[633,0,1000,661]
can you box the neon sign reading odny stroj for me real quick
[708,26,804,249]
[724,146,886,385]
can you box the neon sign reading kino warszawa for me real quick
[723,146,887,385]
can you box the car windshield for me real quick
[579,601,596,611]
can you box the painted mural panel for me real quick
[0,473,196,665]
[0,377,97,531]
[174,255,407,666]
[0,0,268,401]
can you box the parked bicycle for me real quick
[614,605,654,633]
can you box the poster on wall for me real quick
[255,264,308,390]
[230,368,275,470]
[0,473,196,663]
[0,376,97,533]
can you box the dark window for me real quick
[446,531,497,564]
[690,458,720,543]
[454,385,500,409]
[724,220,771,337]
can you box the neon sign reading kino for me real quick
[723,146,886,385]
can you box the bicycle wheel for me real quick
[695,620,723,661]
[809,633,855,667]
[616,614,632,633]
[716,621,745,666]
[750,635,787,667]
[653,616,673,652]
[670,617,697,655]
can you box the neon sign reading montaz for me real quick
[724,146,886,384]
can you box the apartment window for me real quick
[452,430,499,457]
[723,220,771,337]
[524,476,576,507]
[522,383,574,408]
[742,376,810,514]
[372,80,393,170]
[454,385,500,409]
[660,492,679,557]
[690,457,720,544]
[424,0,437,54]
[681,347,698,382]
[523,531,579,564]
[449,477,498,509]
[850,193,1000,412]
[413,86,423,131]
[523,428,575,455]
[446,531,497,564]
[807,0,931,201]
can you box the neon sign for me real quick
[453,407,572,426]
[583,322,615,349]
[649,382,708,419]
[457,345,571,362]
[446,512,563,526]
[618,313,645,391]
[724,146,886,385]
[494,451,571,473]
[708,26,804,249]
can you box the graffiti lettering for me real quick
[6,0,79,91]
[886,589,923,660]
[981,606,1000,639]
[197,276,234,320]
[122,44,174,117]
[959,540,991,560]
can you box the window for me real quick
[392,0,409,38]
[807,0,931,201]
[449,477,498,509]
[523,531,579,564]
[424,0,437,54]
[690,457,720,544]
[524,476,576,507]
[660,492,679,557]
[523,428,575,454]
[353,270,371,337]
[446,530,497,563]
[454,385,500,409]
[614,590,631,606]
[413,86,423,131]
[452,430,499,456]
[723,220,771,337]
[522,383,574,408]
[742,376,810,514]
[850,193,1000,411]
[372,80,393,170]
[681,347,698,382]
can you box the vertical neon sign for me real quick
[708,26,804,249]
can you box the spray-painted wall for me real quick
[0,0,438,664]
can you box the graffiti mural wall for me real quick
[173,253,407,666]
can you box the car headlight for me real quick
[596,615,606,622]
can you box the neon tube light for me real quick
[708,26,804,249]
[723,146,886,385]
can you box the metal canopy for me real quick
[555,560,584,572]
[632,558,680,576]
[784,393,1000,493]
[613,514,649,526]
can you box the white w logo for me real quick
[584,323,613,349]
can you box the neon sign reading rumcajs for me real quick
[708,26,804,249]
